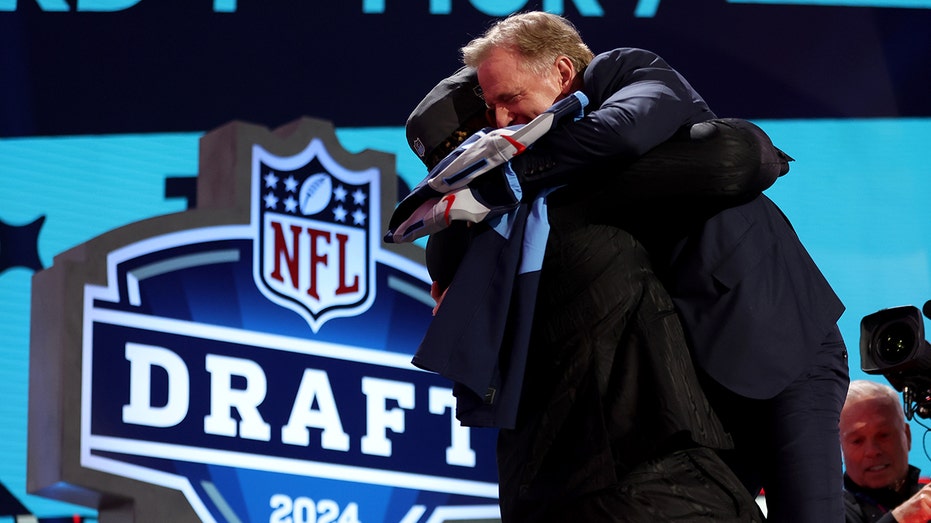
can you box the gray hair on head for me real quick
[845,379,905,423]
[461,11,594,77]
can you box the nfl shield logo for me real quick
[28,117,500,523]
[252,138,378,332]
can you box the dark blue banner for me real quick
[1,1,929,137]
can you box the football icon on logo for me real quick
[299,173,332,215]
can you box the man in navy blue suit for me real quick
[402,68,785,522]
[452,10,849,522]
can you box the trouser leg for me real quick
[703,325,849,522]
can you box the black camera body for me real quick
[860,304,931,419]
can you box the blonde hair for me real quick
[461,11,594,77]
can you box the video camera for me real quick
[860,301,931,420]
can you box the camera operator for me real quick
[840,379,931,522]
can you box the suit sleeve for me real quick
[514,48,716,193]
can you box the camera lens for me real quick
[876,322,917,364]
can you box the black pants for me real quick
[610,447,764,522]
[702,325,850,523]
[508,447,763,522]
[497,221,759,522]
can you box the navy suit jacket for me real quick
[514,47,845,399]
[660,193,844,399]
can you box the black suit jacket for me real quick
[515,47,845,399]
[660,193,844,398]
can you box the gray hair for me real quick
[845,379,905,423]
[461,11,594,77]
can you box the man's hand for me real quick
[891,483,931,522]
[430,281,449,316]
[385,164,522,244]
[425,90,587,194]
[385,92,586,244]
[426,127,524,193]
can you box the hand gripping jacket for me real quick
[384,92,589,244]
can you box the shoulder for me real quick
[582,48,683,100]
[586,48,670,74]
[842,488,870,523]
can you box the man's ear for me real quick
[555,55,576,94]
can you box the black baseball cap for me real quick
[406,66,489,170]
[406,67,488,289]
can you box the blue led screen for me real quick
[1,0,930,519]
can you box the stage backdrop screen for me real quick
[1,0,930,519]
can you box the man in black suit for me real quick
[452,10,849,522]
